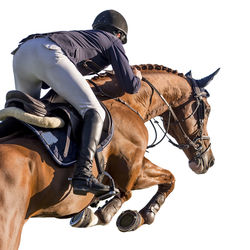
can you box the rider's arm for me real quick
[108,39,141,94]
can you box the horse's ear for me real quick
[196,68,220,88]
[185,70,192,78]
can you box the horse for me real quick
[0,64,218,250]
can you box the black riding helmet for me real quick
[92,10,128,44]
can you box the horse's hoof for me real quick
[116,210,142,232]
[70,208,97,228]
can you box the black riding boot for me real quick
[72,109,110,196]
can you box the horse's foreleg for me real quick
[116,157,175,232]
[69,159,133,228]
[92,144,145,226]
[94,191,131,225]
[136,157,175,225]
[139,183,173,225]
[70,192,132,228]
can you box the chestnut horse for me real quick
[0,64,218,250]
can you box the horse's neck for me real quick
[91,70,192,121]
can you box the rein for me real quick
[142,77,206,151]
[88,74,210,157]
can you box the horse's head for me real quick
[162,69,219,174]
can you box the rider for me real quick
[12,10,142,196]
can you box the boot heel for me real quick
[72,179,89,195]
[73,189,88,196]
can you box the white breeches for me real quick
[12,37,105,121]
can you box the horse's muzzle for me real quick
[189,151,215,174]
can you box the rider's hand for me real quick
[132,67,142,80]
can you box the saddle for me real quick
[0,89,114,167]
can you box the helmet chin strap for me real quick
[116,33,126,44]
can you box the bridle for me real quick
[142,77,211,160]
[88,73,211,160]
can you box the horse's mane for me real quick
[134,64,185,78]
[91,64,186,81]
[89,64,188,108]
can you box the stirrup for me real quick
[68,171,119,201]
[94,171,119,201]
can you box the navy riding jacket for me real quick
[16,30,141,94]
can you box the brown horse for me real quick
[0,64,218,249]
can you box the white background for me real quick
[1,0,250,249]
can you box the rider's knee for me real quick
[84,108,106,123]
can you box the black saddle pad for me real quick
[0,104,114,167]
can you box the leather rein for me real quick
[142,77,211,157]
[88,74,211,158]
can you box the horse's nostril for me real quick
[209,159,215,167]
